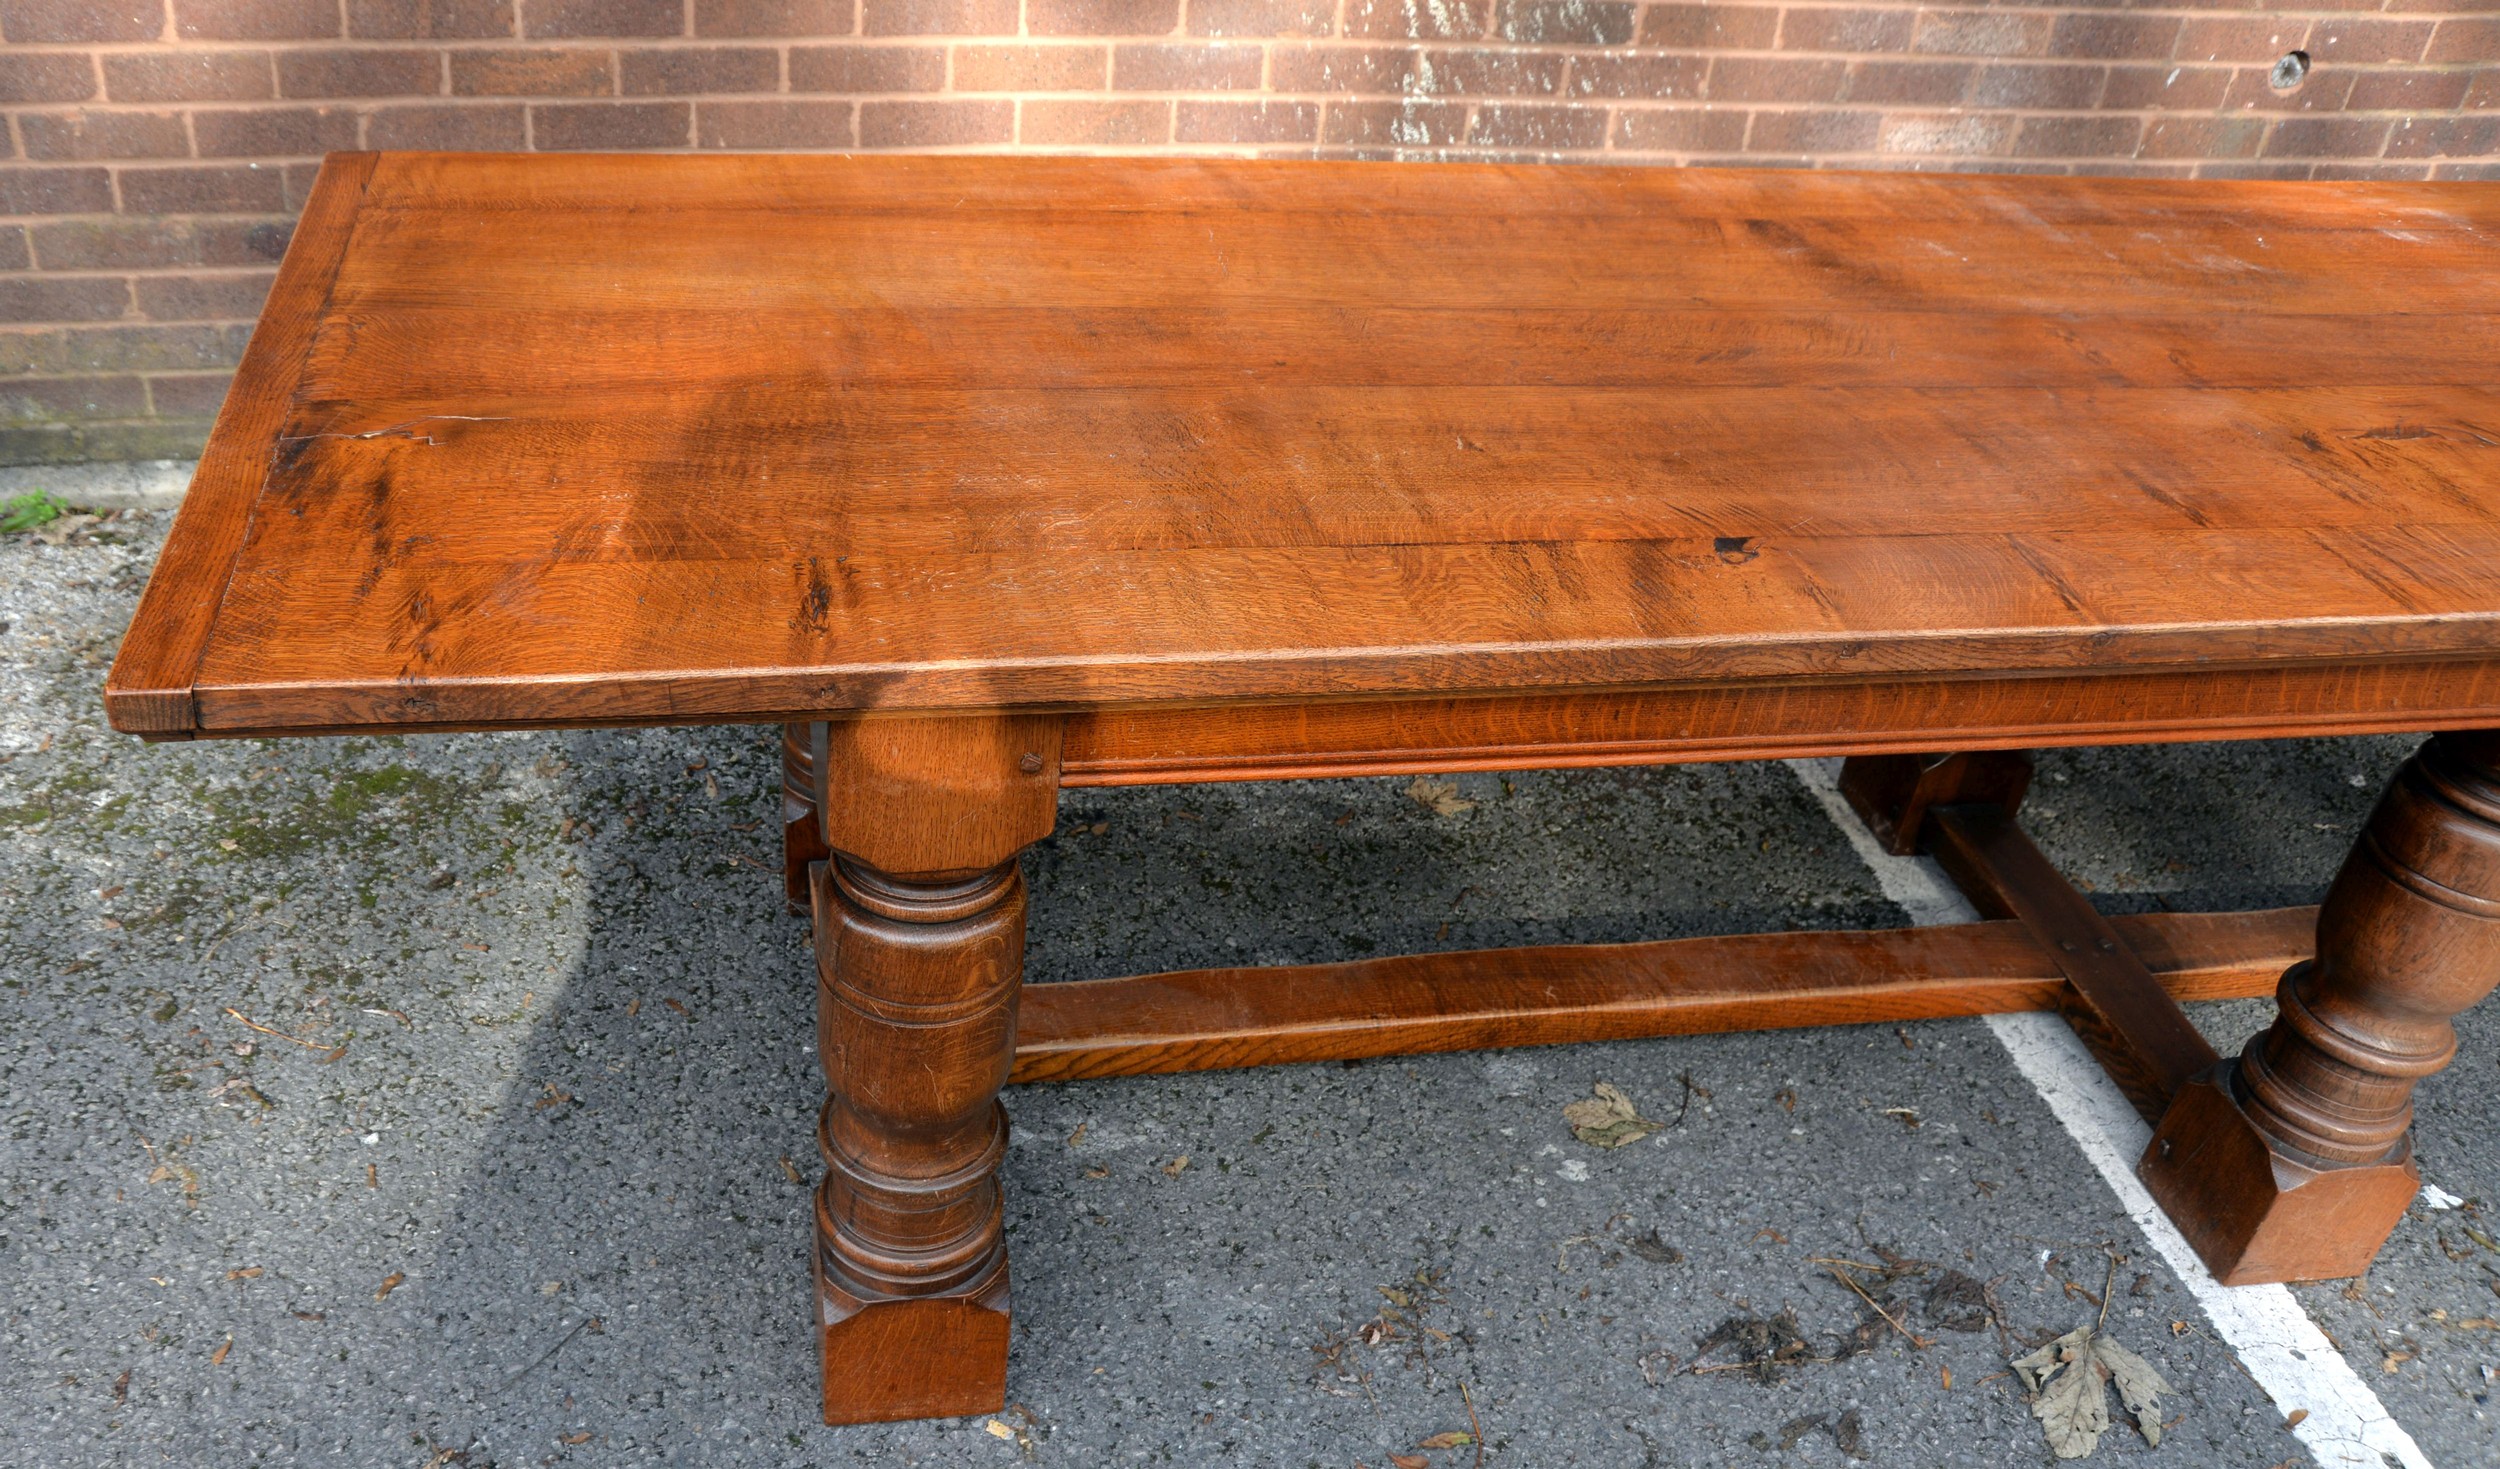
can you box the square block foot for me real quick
[817,1266,1011,1426]
[2138,1072,2418,1286]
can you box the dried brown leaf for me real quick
[2012,1325,2170,1459]
[2096,1336,2171,1446]
[1834,1407,1867,1460]
[1403,777,1476,817]
[1562,1082,1665,1149]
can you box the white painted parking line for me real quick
[1788,757,2434,1469]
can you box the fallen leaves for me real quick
[221,1008,334,1054]
[374,1271,406,1300]
[1820,1260,1934,1349]
[1834,1407,1867,1460]
[33,510,105,545]
[2011,1326,2172,1459]
[1417,1430,1474,1449]
[137,1135,199,1203]
[1562,1082,1666,1149]
[1316,1266,1455,1394]
[210,1337,232,1366]
[1161,1154,1190,1178]
[1627,1229,1683,1265]
[1755,1407,1866,1459]
[1772,1413,1824,1451]
[1695,1310,1815,1382]
[1404,777,1476,817]
[207,1077,275,1111]
[778,1156,804,1186]
[1925,1269,1993,1333]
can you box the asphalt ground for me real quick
[3,496,2496,1468]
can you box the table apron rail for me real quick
[1058,659,2500,786]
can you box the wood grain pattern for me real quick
[2143,729,2500,1284]
[1925,803,2221,1123]
[104,154,2500,741]
[1056,659,2500,786]
[102,151,377,736]
[813,714,1060,879]
[811,854,1025,1424]
[1010,906,2310,1083]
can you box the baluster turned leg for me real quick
[782,722,829,915]
[803,714,1061,1424]
[2142,730,2500,1283]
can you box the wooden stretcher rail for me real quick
[1009,905,2311,1083]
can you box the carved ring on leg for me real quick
[2142,731,2500,1284]
[811,854,1024,1424]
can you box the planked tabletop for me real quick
[105,152,2500,739]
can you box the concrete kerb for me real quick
[0,460,196,512]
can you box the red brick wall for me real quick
[0,1,2492,463]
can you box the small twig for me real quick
[496,1315,595,1394]
[2098,1255,2117,1331]
[1806,1256,1890,1274]
[222,1008,330,1052]
[1824,1266,1935,1349]
[1689,1355,1837,1375]
[1981,1275,2018,1356]
[1557,1233,1602,1272]
[1461,1381,1485,1469]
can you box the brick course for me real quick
[0,2,2491,462]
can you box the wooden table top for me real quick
[106,152,2500,739]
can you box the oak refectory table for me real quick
[105,152,2500,1425]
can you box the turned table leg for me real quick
[2142,730,2500,1283]
[801,713,1061,1424]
